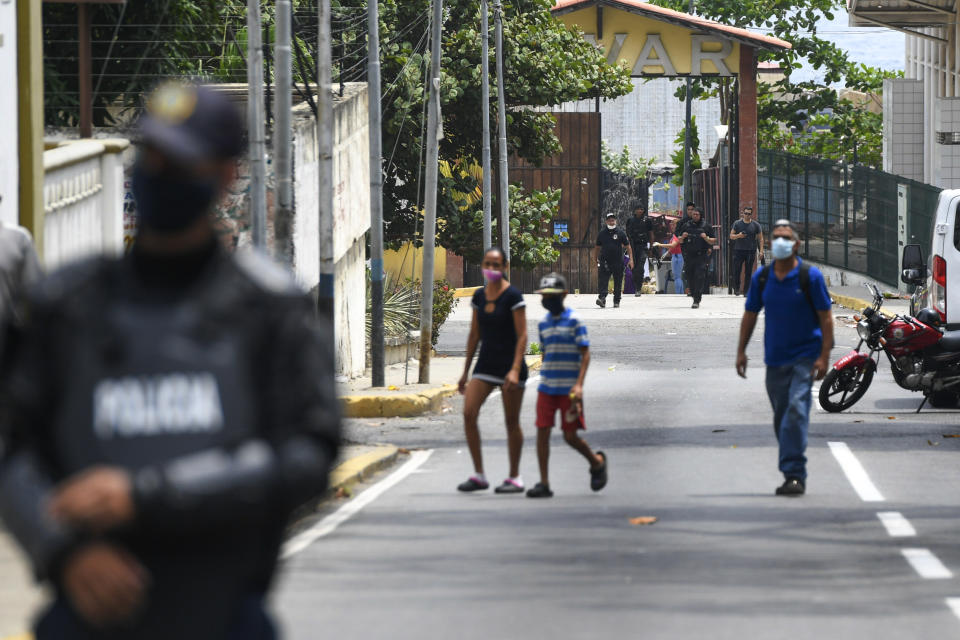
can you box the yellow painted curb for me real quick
[830,291,895,319]
[329,446,399,489]
[453,286,482,298]
[341,384,458,418]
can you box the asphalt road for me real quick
[275,294,960,639]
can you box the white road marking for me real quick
[901,548,953,579]
[828,441,885,502]
[281,449,434,558]
[877,512,917,537]
[945,598,960,621]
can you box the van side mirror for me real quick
[901,244,926,285]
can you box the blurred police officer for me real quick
[0,197,42,352]
[729,206,764,296]
[0,82,340,639]
[593,212,634,309]
[626,202,653,297]
[677,206,716,308]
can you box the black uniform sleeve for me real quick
[131,296,341,532]
[620,230,630,246]
[595,233,603,247]
[0,304,82,581]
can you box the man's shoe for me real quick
[590,451,608,491]
[775,478,805,496]
[691,302,699,309]
[613,302,620,308]
[494,478,524,494]
[634,292,642,297]
[457,476,489,492]
[526,483,554,498]
[595,297,606,309]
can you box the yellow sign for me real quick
[558,7,741,77]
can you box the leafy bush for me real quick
[528,342,543,356]
[366,273,419,342]
[430,279,457,347]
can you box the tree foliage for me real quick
[670,116,702,186]
[601,141,654,179]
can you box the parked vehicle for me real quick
[819,246,960,412]
[919,189,960,329]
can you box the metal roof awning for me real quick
[848,0,955,42]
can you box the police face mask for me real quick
[132,160,220,233]
[541,296,565,315]
[771,237,796,260]
[606,223,617,230]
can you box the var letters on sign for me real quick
[583,32,734,76]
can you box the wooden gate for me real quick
[466,112,602,293]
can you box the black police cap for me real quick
[137,82,246,164]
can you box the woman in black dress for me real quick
[457,247,528,494]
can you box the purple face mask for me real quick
[482,268,503,283]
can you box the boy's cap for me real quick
[137,82,245,164]
[535,272,568,294]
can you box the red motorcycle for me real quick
[819,283,960,413]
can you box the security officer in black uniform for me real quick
[677,206,716,309]
[593,212,634,309]
[625,202,653,297]
[0,82,340,639]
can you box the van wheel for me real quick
[929,391,959,408]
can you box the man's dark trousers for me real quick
[684,253,708,304]
[598,260,624,305]
[630,241,647,293]
[732,250,757,295]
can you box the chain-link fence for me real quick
[757,149,941,287]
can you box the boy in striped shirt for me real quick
[527,273,608,498]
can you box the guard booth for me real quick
[465,0,791,292]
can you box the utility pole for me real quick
[494,0,509,262]
[481,0,492,250]
[274,0,294,266]
[369,0,386,387]
[682,0,695,200]
[247,0,267,250]
[318,0,335,327]
[419,0,444,384]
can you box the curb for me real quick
[341,384,458,418]
[830,290,896,319]
[453,286,482,298]
[329,445,400,490]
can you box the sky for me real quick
[787,7,906,83]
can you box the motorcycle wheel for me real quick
[819,365,874,413]
[929,391,959,409]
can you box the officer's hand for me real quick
[812,357,829,381]
[62,543,150,628]
[51,467,135,533]
[681,232,689,239]
[700,232,707,239]
[736,351,748,378]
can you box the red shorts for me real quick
[536,392,586,432]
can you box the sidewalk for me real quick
[339,354,543,418]
[0,444,400,640]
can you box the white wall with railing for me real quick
[42,139,128,270]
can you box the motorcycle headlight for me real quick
[857,320,872,340]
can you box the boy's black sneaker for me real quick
[595,297,606,309]
[526,483,554,498]
[691,302,699,309]
[590,451,608,491]
[775,477,805,496]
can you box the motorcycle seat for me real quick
[941,330,960,352]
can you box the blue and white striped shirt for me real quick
[538,308,589,396]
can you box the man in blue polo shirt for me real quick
[735,219,834,496]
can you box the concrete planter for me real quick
[367,336,420,368]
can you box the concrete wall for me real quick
[883,79,925,182]
[935,97,960,187]
[0,0,17,225]
[383,242,447,285]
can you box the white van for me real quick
[924,189,960,330]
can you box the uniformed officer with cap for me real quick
[593,212,634,309]
[0,82,340,639]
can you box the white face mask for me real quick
[606,223,617,230]
[771,237,796,260]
